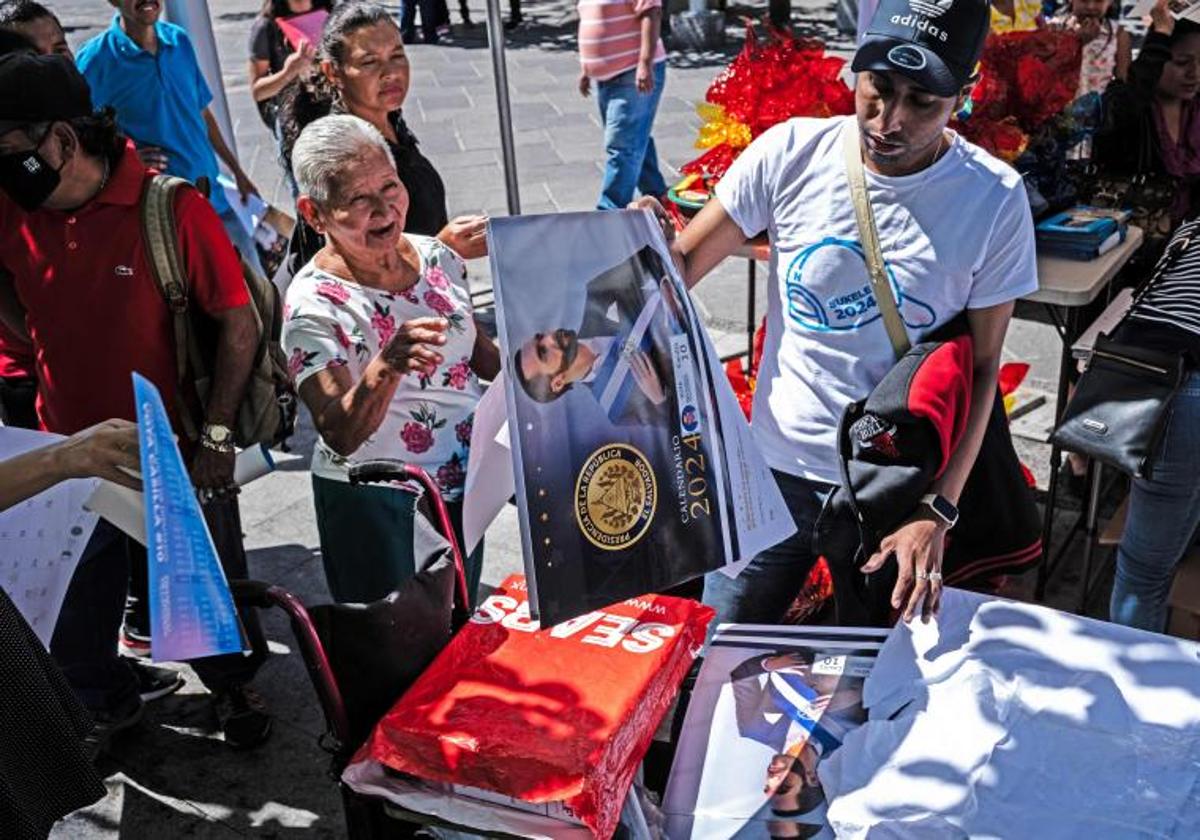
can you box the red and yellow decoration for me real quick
[667,23,855,214]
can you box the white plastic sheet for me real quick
[819,588,1200,839]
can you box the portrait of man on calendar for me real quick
[513,246,686,428]
[491,212,734,625]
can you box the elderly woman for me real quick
[282,114,498,605]
[278,1,486,264]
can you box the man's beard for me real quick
[554,328,578,371]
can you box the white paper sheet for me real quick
[0,428,100,646]
[693,308,795,578]
[463,378,514,555]
[342,759,655,839]
[819,588,1200,839]
[219,174,270,238]
[83,444,276,546]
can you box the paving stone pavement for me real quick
[41,1,1087,837]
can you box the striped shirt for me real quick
[1130,216,1200,342]
[578,0,667,82]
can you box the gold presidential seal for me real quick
[575,443,657,551]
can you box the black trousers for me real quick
[50,497,267,712]
[0,375,38,430]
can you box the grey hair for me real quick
[291,114,392,206]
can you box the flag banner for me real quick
[275,9,328,50]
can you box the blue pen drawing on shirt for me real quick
[785,237,936,333]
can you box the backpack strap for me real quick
[842,121,912,362]
[140,174,202,442]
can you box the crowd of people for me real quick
[0,0,1197,836]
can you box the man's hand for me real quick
[190,445,236,495]
[629,350,665,404]
[380,317,448,377]
[233,168,260,203]
[1150,0,1174,36]
[578,69,591,98]
[764,754,797,796]
[635,58,655,94]
[438,215,489,259]
[136,145,170,171]
[860,513,948,623]
[53,419,141,491]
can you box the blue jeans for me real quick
[703,471,835,634]
[595,62,668,210]
[1111,372,1200,633]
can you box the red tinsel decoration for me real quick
[973,29,1082,130]
[682,23,854,181]
[954,28,1082,161]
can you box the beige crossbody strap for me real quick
[842,121,911,361]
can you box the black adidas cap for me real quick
[851,0,990,97]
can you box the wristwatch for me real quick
[200,423,235,454]
[921,494,959,529]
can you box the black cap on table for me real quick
[851,0,991,97]
[0,52,93,135]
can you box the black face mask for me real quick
[0,136,63,212]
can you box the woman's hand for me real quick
[860,513,948,623]
[380,316,448,377]
[1150,0,1174,36]
[52,419,141,491]
[629,195,676,245]
[283,39,316,79]
[1076,14,1102,44]
[438,215,489,259]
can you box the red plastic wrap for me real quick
[350,574,713,838]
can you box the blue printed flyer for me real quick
[134,373,245,662]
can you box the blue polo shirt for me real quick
[77,16,229,215]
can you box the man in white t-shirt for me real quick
[638,0,1037,625]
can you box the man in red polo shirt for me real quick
[0,52,273,749]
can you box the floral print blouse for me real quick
[282,235,481,499]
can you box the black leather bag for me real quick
[1051,234,1193,479]
[1051,332,1185,479]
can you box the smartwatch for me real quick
[921,493,959,529]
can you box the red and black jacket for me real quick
[814,317,1043,626]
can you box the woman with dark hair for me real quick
[1094,0,1200,248]
[247,0,333,130]
[278,2,486,266]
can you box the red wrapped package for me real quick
[346,575,713,838]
